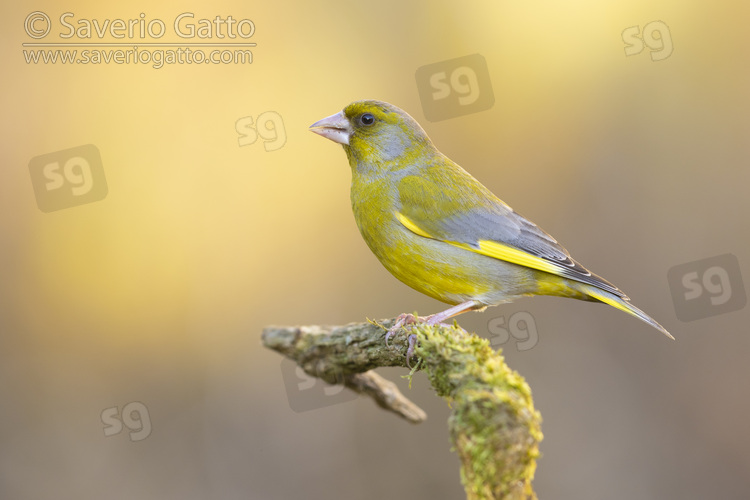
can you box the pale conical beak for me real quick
[309,111,352,145]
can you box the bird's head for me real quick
[310,100,434,167]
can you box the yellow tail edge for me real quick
[580,284,675,340]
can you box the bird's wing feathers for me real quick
[396,171,627,298]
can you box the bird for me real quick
[309,100,673,363]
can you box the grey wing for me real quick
[398,171,627,298]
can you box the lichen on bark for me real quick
[262,318,542,500]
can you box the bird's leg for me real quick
[424,300,482,327]
[386,300,482,366]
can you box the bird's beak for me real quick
[309,111,352,145]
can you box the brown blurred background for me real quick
[2,1,749,498]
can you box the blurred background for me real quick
[2,1,749,498]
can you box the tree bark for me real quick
[262,318,542,499]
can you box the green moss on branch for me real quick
[262,319,542,500]
[414,324,542,499]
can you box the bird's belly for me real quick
[359,220,538,306]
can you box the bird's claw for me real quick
[385,313,466,367]
[384,313,420,347]
[405,334,418,369]
[384,313,425,367]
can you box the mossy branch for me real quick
[262,318,543,500]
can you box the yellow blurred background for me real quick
[2,1,749,498]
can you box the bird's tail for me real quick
[576,283,674,340]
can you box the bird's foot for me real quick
[385,313,418,347]
[385,313,464,368]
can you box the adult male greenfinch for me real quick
[310,100,673,360]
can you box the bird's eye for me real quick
[360,113,375,126]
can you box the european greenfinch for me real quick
[310,100,673,360]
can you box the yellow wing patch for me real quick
[395,212,432,238]
[396,211,562,276]
[473,240,562,275]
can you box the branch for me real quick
[262,318,542,500]
[261,319,426,422]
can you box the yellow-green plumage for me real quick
[310,100,673,340]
